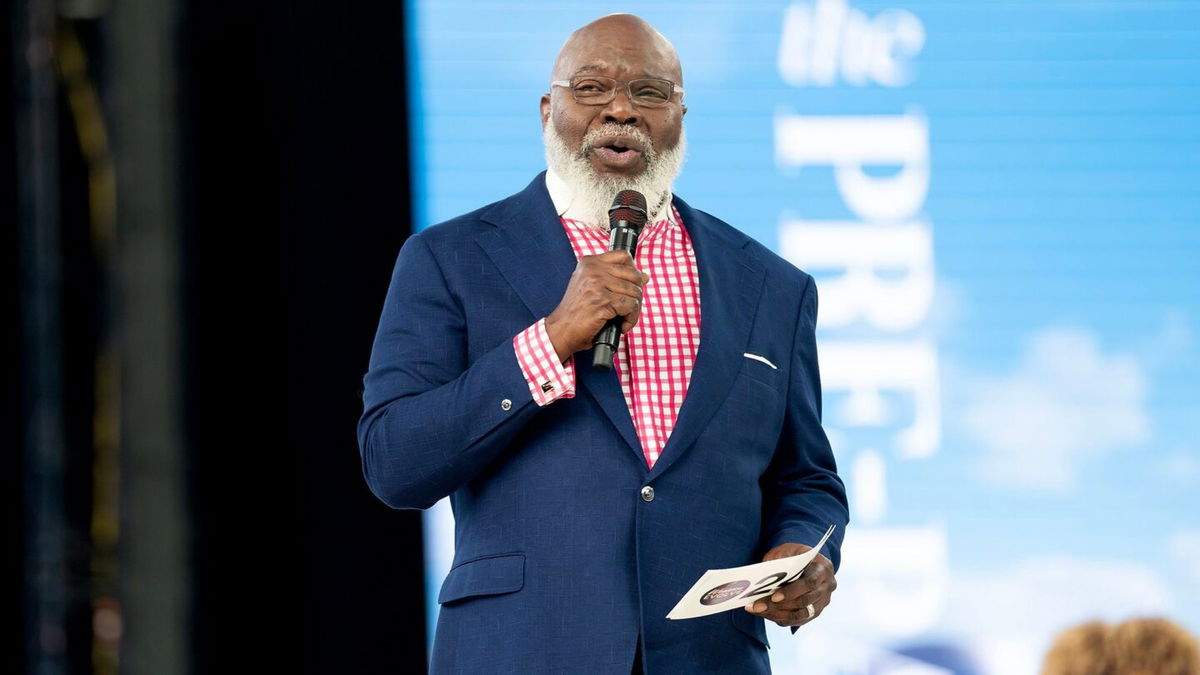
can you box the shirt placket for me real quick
[629,225,658,468]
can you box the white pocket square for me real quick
[742,353,777,370]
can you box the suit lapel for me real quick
[473,175,767,476]
[646,197,765,481]
[474,172,577,320]
[474,172,645,463]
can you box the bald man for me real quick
[358,14,849,674]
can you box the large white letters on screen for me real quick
[778,0,925,87]
[778,221,940,458]
[778,221,934,330]
[775,0,943,652]
[775,112,929,222]
[817,340,941,459]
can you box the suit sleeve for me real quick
[760,273,850,575]
[356,231,552,510]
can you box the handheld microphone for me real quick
[592,190,648,372]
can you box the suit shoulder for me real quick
[685,205,812,291]
[746,237,812,291]
[413,173,546,247]
[689,209,817,333]
[412,197,506,246]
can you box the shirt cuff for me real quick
[513,318,576,406]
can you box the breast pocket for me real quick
[740,352,783,391]
[437,553,526,605]
[707,369,786,473]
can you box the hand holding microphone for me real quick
[543,191,649,370]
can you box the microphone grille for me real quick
[608,190,648,228]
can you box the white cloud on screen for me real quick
[946,556,1172,635]
[960,326,1149,491]
[941,556,1173,674]
[928,279,967,341]
[772,554,1173,675]
[1151,448,1200,486]
[1138,307,1194,367]
[1169,530,1200,588]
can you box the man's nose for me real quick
[602,87,639,125]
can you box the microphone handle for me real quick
[592,223,641,372]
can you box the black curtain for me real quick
[7,0,429,670]
[180,1,427,673]
[7,10,106,675]
[4,4,27,672]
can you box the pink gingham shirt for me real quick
[511,169,701,469]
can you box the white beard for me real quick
[543,120,686,231]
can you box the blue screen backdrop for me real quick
[408,2,1200,672]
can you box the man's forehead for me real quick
[569,62,674,81]
[552,15,682,83]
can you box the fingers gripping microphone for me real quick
[593,190,648,372]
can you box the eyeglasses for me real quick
[551,75,685,109]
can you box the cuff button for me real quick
[500,398,512,411]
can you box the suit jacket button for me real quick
[640,486,655,502]
[500,398,512,411]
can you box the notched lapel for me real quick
[474,173,577,322]
[474,173,644,463]
[647,198,766,481]
[471,178,767,473]
[575,350,645,466]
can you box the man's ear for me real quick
[540,94,551,129]
[681,104,688,117]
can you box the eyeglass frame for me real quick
[550,75,686,108]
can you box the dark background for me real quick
[8,0,430,672]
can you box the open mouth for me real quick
[591,138,644,168]
[596,136,644,152]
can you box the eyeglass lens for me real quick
[570,76,675,107]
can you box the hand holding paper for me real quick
[748,536,838,628]
[667,524,836,621]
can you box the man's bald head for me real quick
[551,14,682,87]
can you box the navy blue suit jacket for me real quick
[357,172,848,673]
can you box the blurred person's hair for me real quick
[1108,617,1200,675]
[1041,620,1112,675]
[1041,616,1200,675]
